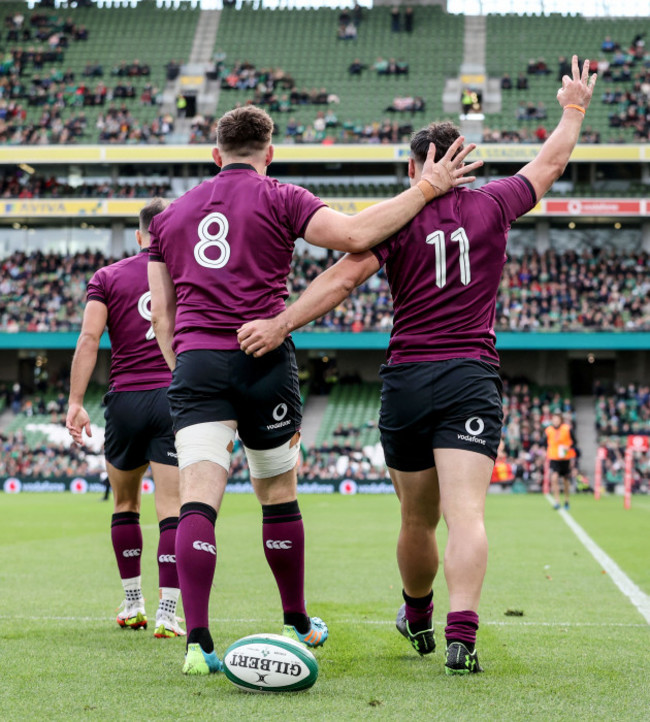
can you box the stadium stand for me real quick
[0,383,105,478]
[0,0,199,143]
[206,5,464,141]
[0,169,172,198]
[595,383,650,492]
[3,247,650,333]
[484,14,650,143]
[499,380,576,491]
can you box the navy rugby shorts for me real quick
[103,387,177,470]
[379,358,503,472]
[167,339,301,450]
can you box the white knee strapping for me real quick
[175,422,235,472]
[244,434,300,479]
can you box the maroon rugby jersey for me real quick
[372,175,536,366]
[86,250,172,391]
[148,164,325,355]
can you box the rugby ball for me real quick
[223,633,318,693]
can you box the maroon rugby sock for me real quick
[445,610,479,648]
[403,589,434,631]
[262,501,308,630]
[157,516,179,589]
[111,512,142,579]
[176,503,217,634]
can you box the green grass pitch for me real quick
[1,492,649,721]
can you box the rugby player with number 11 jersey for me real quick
[238,55,597,675]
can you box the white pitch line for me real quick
[0,614,646,628]
[546,494,650,625]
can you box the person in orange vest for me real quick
[545,411,577,509]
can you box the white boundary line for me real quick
[0,614,646,628]
[546,494,650,625]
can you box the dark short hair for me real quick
[410,121,461,165]
[139,197,169,233]
[217,106,274,156]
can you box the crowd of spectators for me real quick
[4,72,161,110]
[494,381,575,489]
[1,250,110,333]
[0,6,172,145]
[384,95,425,113]
[95,106,174,144]
[288,248,650,333]
[495,36,650,144]
[482,124,602,145]
[189,111,415,145]
[336,5,363,41]
[2,375,647,491]
[497,249,650,331]
[0,169,172,199]
[219,60,340,120]
[595,383,650,438]
[2,247,650,334]
[595,382,650,491]
[4,10,89,49]
[0,430,100,479]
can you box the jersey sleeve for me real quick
[371,232,401,268]
[476,175,537,227]
[86,269,106,304]
[147,214,163,262]
[286,184,327,237]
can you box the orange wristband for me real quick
[417,179,438,203]
[565,104,586,115]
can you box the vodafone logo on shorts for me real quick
[122,548,141,558]
[158,554,176,563]
[267,402,291,430]
[457,417,487,446]
[193,540,216,555]
[272,403,288,421]
[464,417,485,436]
[265,539,292,550]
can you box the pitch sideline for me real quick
[546,494,650,625]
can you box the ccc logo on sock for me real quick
[192,540,216,555]
[122,548,141,557]
[265,540,293,550]
[158,554,176,563]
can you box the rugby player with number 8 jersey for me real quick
[147,105,481,675]
[238,55,597,675]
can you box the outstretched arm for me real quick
[148,260,178,371]
[303,137,482,253]
[238,251,381,357]
[519,55,597,200]
[66,300,107,446]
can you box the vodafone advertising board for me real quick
[543,199,646,216]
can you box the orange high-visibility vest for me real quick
[545,423,576,461]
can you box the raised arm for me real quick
[148,260,178,371]
[519,55,597,200]
[66,300,107,446]
[238,251,381,357]
[303,137,482,253]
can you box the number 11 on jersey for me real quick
[425,227,471,288]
